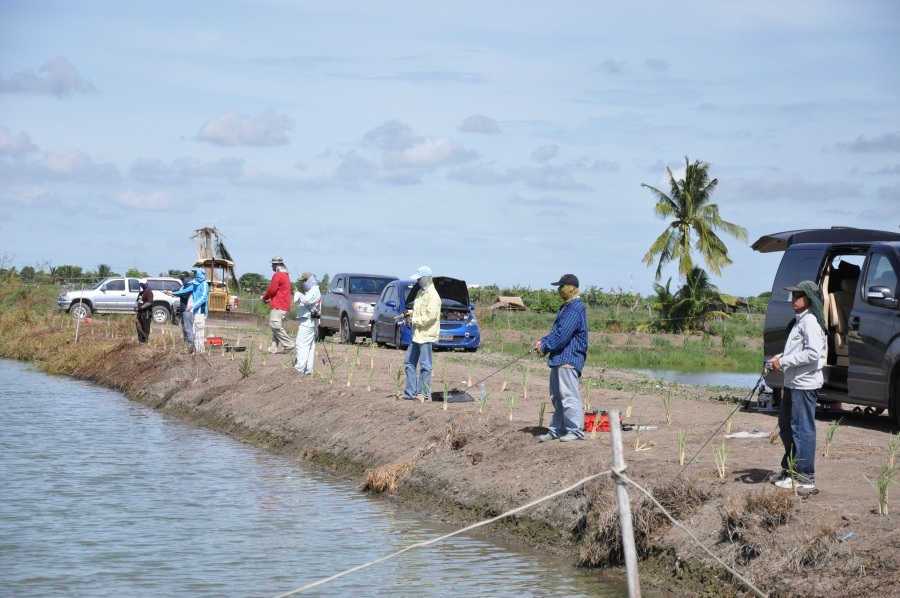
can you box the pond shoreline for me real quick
[4,313,899,597]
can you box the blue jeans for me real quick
[548,367,584,439]
[778,387,817,481]
[180,310,194,347]
[403,342,433,398]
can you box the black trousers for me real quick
[137,311,152,343]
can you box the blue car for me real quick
[371,277,480,352]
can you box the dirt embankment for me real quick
[55,325,900,597]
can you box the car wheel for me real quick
[340,316,357,344]
[69,303,91,319]
[394,325,406,350]
[151,305,171,325]
[370,322,378,345]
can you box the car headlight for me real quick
[468,314,478,325]
[59,292,69,300]
[352,302,374,314]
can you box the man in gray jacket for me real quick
[766,280,827,490]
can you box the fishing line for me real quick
[472,347,537,387]
[674,368,767,480]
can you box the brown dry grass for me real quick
[720,488,796,565]
[362,460,415,493]
[579,476,712,567]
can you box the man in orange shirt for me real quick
[261,256,295,354]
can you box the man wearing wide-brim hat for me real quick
[534,273,589,442]
[766,280,827,490]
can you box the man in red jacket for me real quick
[261,256,295,354]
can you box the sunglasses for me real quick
[791,291,806,299]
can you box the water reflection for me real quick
[0,360,630,597]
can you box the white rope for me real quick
[273,469,613,597]
[273,465,768,597]
[617,472,768,598]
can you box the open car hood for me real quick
[405,276,470,309]
[751,227,900,253]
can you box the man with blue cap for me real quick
[402,266,441,400]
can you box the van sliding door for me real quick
[847,251,899,406]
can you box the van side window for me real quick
[771,248,824,298]
[864,254,898,302]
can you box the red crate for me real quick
[205,336,224,347]
[584,410,619,432]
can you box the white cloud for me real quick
[836,133,900,153]
[0,150,120,183]
[0,56,97,97]
[644,58,671,73]
[531,144,559,162]
[0,127,38,157]
[130,158,190,185]
[195,109,294,147]
[113,190,172,211]
[449,163,592,191]
[721,172,863,202]
[458,114,501,134]
[596,59,627,74]
[335,120,476,185]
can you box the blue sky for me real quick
[1,1,898,296]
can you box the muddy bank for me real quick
[27,325,900,597]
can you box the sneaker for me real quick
[767,471,786,484]
[559,432,584,442]
[538,433,558,443]
[774,477,815,490]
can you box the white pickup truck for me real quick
[57,276,183,324]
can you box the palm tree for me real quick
[642,157,748,280]
[651,267,729,332]
[672,266,729,331]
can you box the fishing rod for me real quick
[674,367,768,480]
[472,347,538,387]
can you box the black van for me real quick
[753,228,900,425]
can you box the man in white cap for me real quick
[261,256,295,354]
[402,266,441,400]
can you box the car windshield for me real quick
[349,277,394,295]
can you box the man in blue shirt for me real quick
[534,273,588,442]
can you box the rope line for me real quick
[674,370,766,479]
[273,465,768,597]
[273,469,611,597]
[618,472,768,598]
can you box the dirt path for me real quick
[72,324,898,597]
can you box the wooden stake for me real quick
[609,409,641,597]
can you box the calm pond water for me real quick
[0,360,630,597]
[632,368,765,389]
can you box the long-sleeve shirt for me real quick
[294,285,321,322]
[262,271,292,311]
[410,282,441,344]
[779,309,826,390]
[539,296,588,373]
